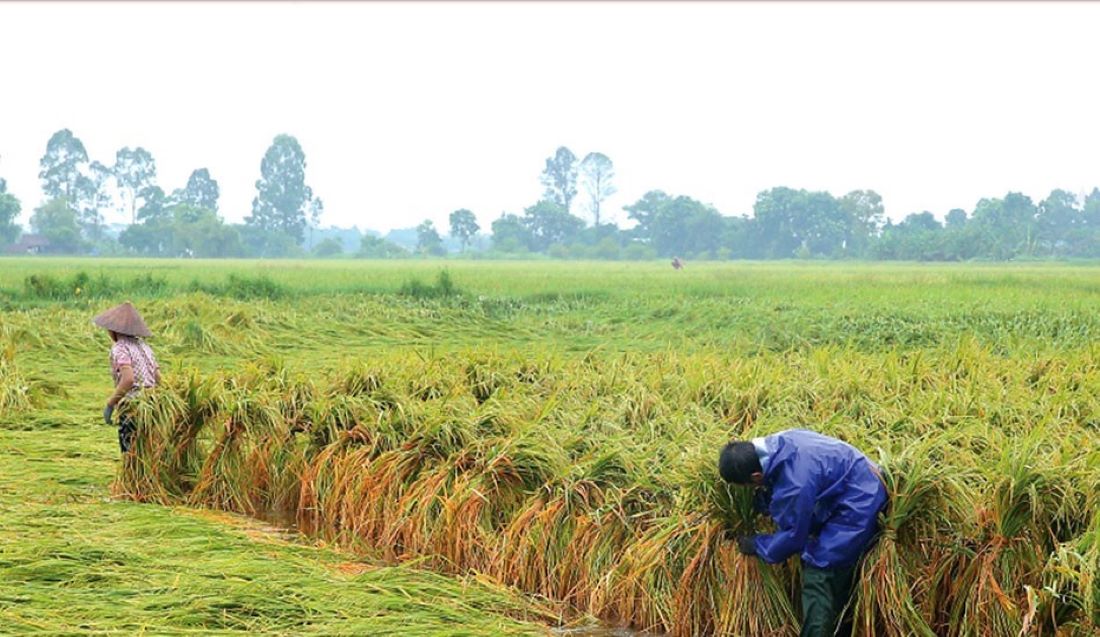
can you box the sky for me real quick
[1,1,1098,234]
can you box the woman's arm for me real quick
[108,365,135,407]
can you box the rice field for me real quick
[2,258,1098,635]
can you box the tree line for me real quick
[3,132,1099,261]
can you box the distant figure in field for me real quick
[93,302,161,454]
[718,429,888,637]
[671,257,683,270]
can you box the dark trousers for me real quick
[800,563,857,637]
[118,414,136,453]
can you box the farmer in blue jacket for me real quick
[718,429,888,637]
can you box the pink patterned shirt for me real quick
[109,336,160,398]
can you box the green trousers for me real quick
[800,563,857,637]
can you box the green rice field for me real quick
[1,258,1097,635]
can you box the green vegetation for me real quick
[2,259,1098,635]
[7,132,1100,261]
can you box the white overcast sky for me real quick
[1,1,1098,233]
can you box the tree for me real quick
[304,197,325,250]
[416,220,445,256]
[448,209,480,251]
[155,204,243,258]
[38,129,88,202]
[174,168,220,213]
[750,187,848,258]
[312,237,344,257]
[624,190,672,239]
[137,186,170,223]
[971,193,1038,259]
[72,160,115,241]
[113,147,158,224]
[873,212,954,261]
[624,191,725,257]
[579,152,617,227]
[490,213,530,253]
[359,235,408,258]
[1036,189,1080,256]
[540,147,578,213]
[838,190,885,256]
[0,185,21,247]
[523,200,584,252]
[248,134,314,244]
[945,208,968,228]
[30,198,83,253]
[236,224,300,258]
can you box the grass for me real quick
[2,258,1099,635]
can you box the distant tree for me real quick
[901,211,942,232]
[358,235,408,258]
[72,160,116,241]
[239,224,302,258]
[490,213,530,253]
[312,237,344,257]
[971,193,1038,259]
[945,208,968,228]
[307,197,325,249]
[1036,189,1080,256]
[30,198,83,253]
[750,187,806,258]
[540,147,578,213]
[113,147,158,224]
[0,185,21,246]
[871,212,948,261]
[838,190,885,255]
[38,129,88,202]
[165,205,243,258]
[248,134,314,244]
[174,168,220,213]
[1084,188,1100,224]
[137,185,170,223]
[523,200,584,252]
[750,187,848,258]
[416,219,445,256]
[119,214,171,256]
[579,152,617,227]
[625,191,725,257]
[448,209,480,251]
[624,190,671,239]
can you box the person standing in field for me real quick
[718,429,888,637]
[93,302,161,454]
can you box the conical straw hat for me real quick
[92,301,152,338]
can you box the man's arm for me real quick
[751,474,817,564]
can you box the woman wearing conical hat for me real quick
[92,302,161,453]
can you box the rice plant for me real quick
[114,346,1100,636]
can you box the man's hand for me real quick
[752,486,771,515]
[736,535,758,556]
[103,404,115,425]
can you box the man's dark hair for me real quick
[718,441,762,484]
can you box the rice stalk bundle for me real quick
[945,431,1067,637]
[850,436,972,637]
[117,348,1100,635]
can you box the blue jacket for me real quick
[751,429,888,569]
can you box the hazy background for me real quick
[2,1,1098,233]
